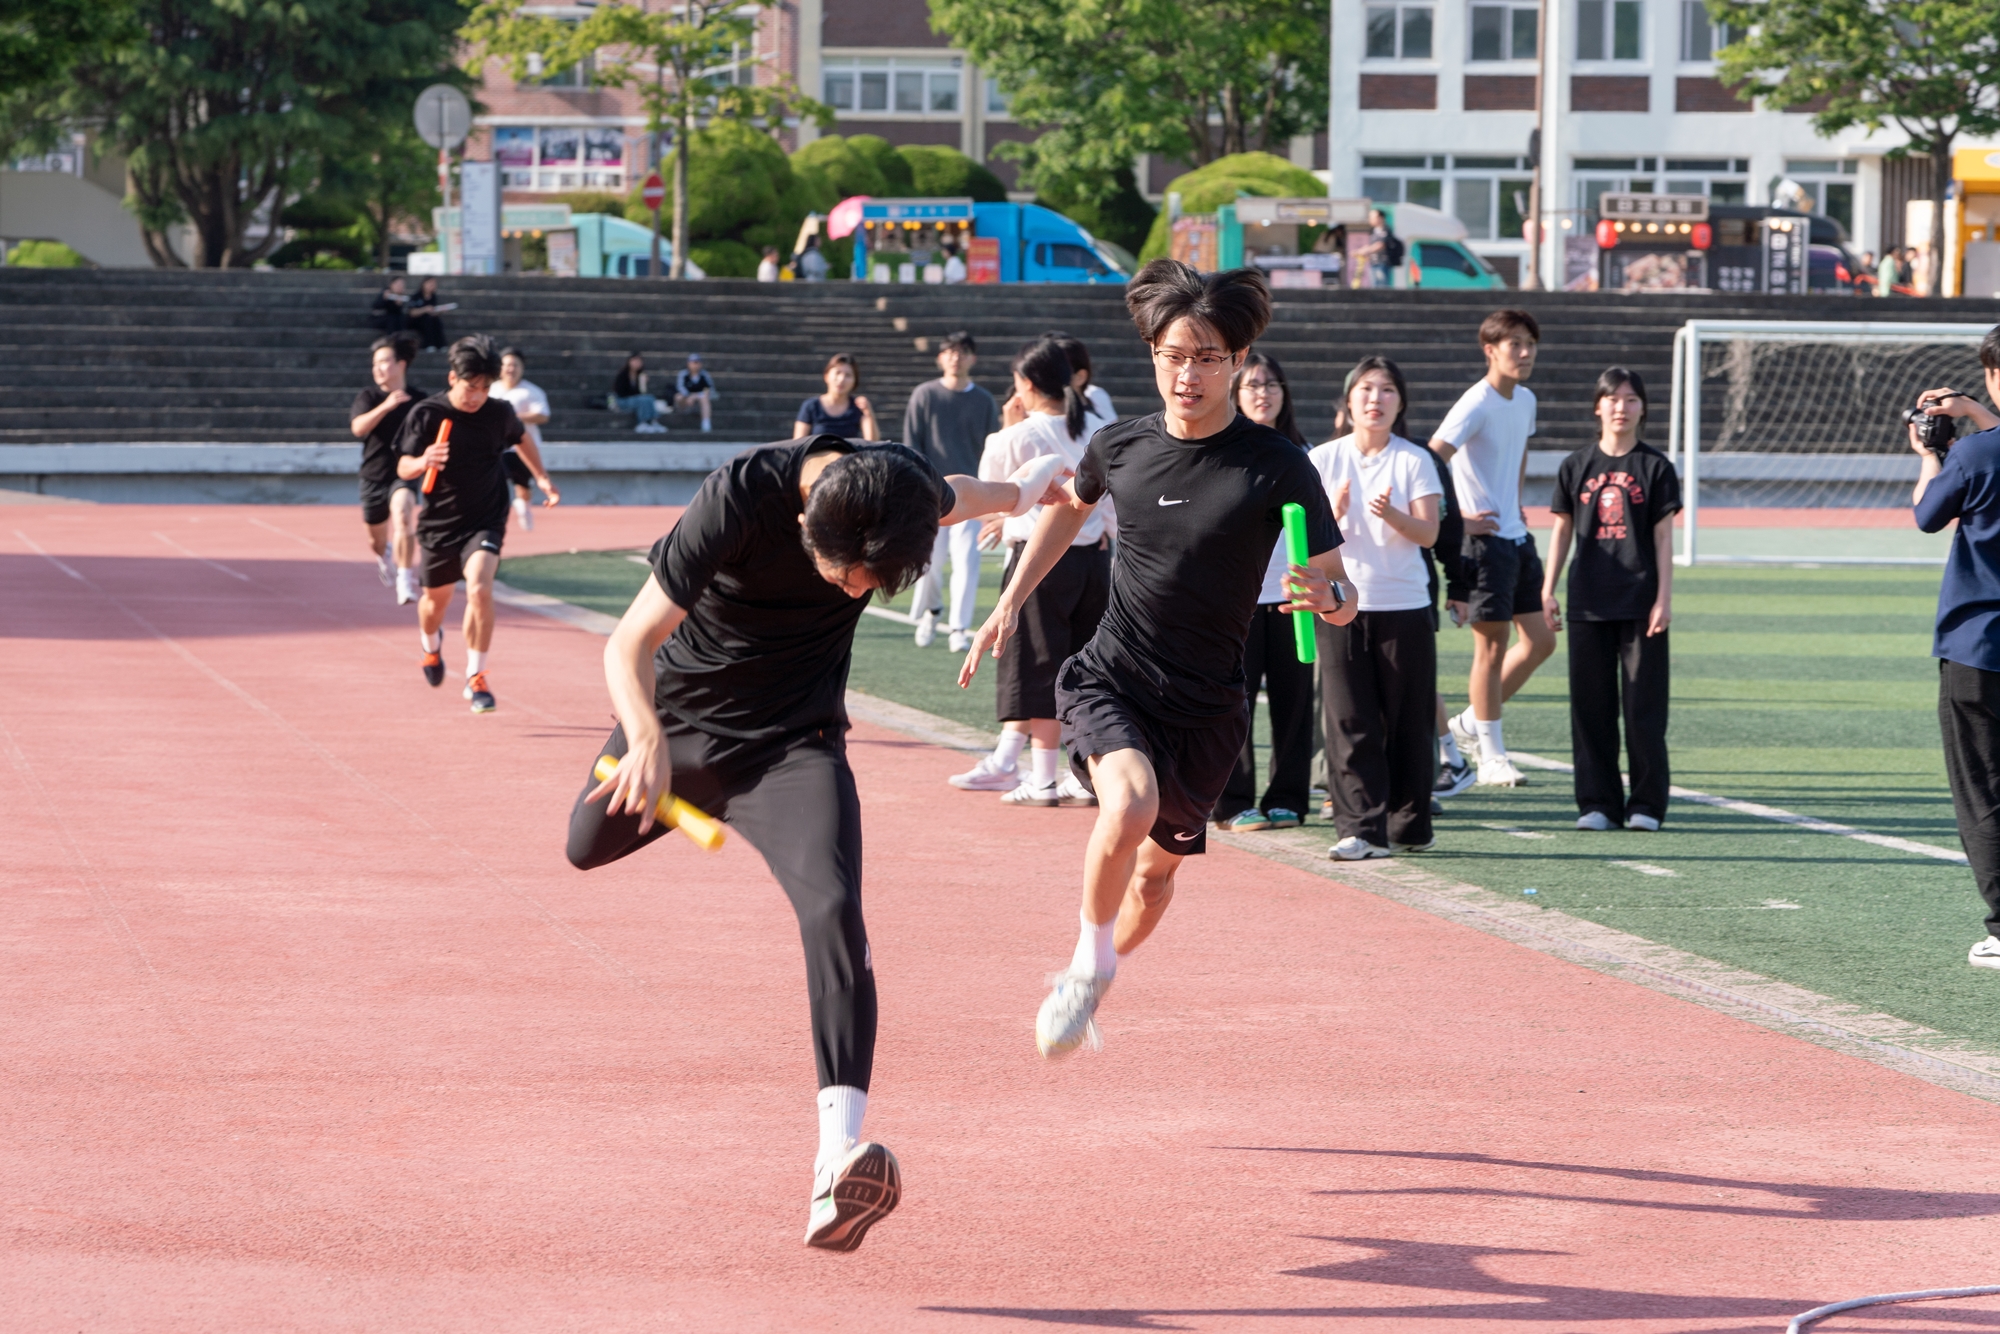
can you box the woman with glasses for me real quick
[1214,351,1315,833]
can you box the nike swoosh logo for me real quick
[1173,831,1198,841]
[1158,496,1188,506]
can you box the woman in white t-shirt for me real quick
[1309,357,1442,861]
[947,338,1113,807]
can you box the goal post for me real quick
[1667,319,1991,564]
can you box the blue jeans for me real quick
[616,393,658,424]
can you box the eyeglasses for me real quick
[1152,348,1235,376]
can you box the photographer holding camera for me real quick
[1912,327,2000,970]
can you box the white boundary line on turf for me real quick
[1507,750,1968,866]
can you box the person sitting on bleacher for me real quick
[408,278,451,350]
[370,277,409,333]
[613,352,667,434]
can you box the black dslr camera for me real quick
[1905,392,1967,458]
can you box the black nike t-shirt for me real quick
[649,437,956,741]
[1072,411,1341,726]
[394,392,520,538]
[1549,440,1682,621]
[351,383,429,486]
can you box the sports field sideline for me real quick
[7,498,2000,1330]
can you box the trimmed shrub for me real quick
[9,239,86,267]
[1137,152,1326,262]
[687,239,762,278]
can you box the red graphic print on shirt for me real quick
[1579,470,1643,542]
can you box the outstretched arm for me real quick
[959,485,1092,686]
[940,453,1070,525]
[587,574,689,834]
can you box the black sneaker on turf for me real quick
[1434,758,1475,797]
[421,647,445,687]
[805,1141,900,1252]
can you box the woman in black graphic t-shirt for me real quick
[1541,367,1682,832]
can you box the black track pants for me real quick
[1319,608,1437,848]
[1220,602,1317,819]
[1568,618,1670,823]
[1940,659,2000,936]
[566,719,876,1092]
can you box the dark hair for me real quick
[1591,366,1648,422]
[824,352,860,388]
[626,350,644,364]
[370,333,417,365]
[1342,355,1411,440]
[447,335,501,382]
[1231,350,1306,446]
[800,449,941,595]
[1478,308,1540,346]
[1042,330,1092,385]
[1981,326,2000,371]
[940,330,977,356]
[499,345,525,364]
[1125,259,1271,354]
[1013,338,1088,440]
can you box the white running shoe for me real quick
[1001,779,1058,807]
[1036,969,1112,1058]
[1971,936,2000,970]
[1330,835,1393,861]
[1477,756,1526,787]
[512,495,534,531]
[1576,811,1615,831]
[1448,711,1481,766]
[948,754,1019,791]
[1056,771,1097,806]
[948,629,970,654]
[1625,812,1661,831]
[804,1141,901,1252]
[395,569,417,605]
[913,609,938,648]
[376,550,394,586]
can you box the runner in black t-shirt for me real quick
[960,260,1354,1060]
[1540,367,1681,832]
[349,333,427,604]
[568,434,1067,1252]
[393,336,523,714]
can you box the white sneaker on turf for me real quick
[1330,835,1392,861]
[1057,771,1097,806]
[1625,812,1661,831]
[1448,711,1481,766]
[1576,811,1615,831]
[804,1141,901,1252]
[948,629,970,654]
[1036,969,1112,1058]
[512,495,534,531]
[376,551,394,586]
[1971,936,2000,970]
[1477,756,1526,787]
[948,755,1018,791]
[1001,779,1058,807]
[395,569,417,605]
[913,609,938,648]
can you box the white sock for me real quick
[420,628,441,652]
[1440,732,1464,766]
[376,548,392,567]
[816,1085,867,1177]
[1474,716,1505,757]
[397,565,413,581]
[466,648,487,676]
[991,729,1027,770]
[1070,910,1118,979]
[1031,747,1059,788]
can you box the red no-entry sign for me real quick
[641,174,665,210]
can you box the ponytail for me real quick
[1012,338,1087,441]
[1061,384,1087,441]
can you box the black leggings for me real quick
[567,719,876,1092]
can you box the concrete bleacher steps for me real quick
[0,268,1992,502]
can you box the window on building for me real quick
[1678,2,1743,60]
[894,71,924,112]
[1469,2,1537,59]
[824,59,964,116]
[1366,5,1433,58]
[490,125,628,193]
[824,70,854,108]
[929,71,959,112]
[1577,0,1643,60]
[1782,160,1858,232]
[1577,158,1747,213]
[986,78,1010,114]
[859,71,888,111]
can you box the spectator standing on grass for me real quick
[794,353,878,441]
[370,276,409,333]
[903,331,1000,651]
[675,353,717,433]
[1911,331,2000,971]
[1540,368,1679,833]
[1428,309,1556,788]
[1312,357,1443,860]
[1214,351,1316,833]
[613,352,666,433]
[1045,331,1114,421]
[493,347,560,532]
[408,277,450,350]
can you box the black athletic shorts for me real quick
[1056,653,1246,856]
[997,540,1111,721]
[1463,532,1544,624]
[502,449,532,489]
[420,527,504,588]
[358,473,420,526]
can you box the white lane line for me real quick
[13,529,84,579]
[153,530,250,581]
[1481,822,1555,840]
[1609,860,1678,877]
[1508,750,1967,866]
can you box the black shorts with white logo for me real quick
[1055,652,1246,856]
[1463,532,1544,624]
[420,527,504,589]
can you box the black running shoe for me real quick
[464,672,495,713]
[804,1142,900,1252]
[421,647,445,687]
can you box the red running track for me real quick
[5,502,2000,1333]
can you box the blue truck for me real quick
[848,198,1131,284]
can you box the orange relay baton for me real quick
[592,755,726,851]
[421,418,451,494]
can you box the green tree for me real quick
[1136,151,1323,261]
[1710,0,2000,294]
[1039,166,1156,254]
[0,0,132,99]
[930,0,1325,207]
[897,144,1007,201]
[315,113,441,271]
[5,0,464,267]
[465,0,828,279]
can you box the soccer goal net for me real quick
[1668,320,1990,564]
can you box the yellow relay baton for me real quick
[592,755,727,852]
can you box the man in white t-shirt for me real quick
[1427,309,1555,787]
[494,347,559,531]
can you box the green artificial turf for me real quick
[500,544,2000,1054]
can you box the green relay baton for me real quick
[1281,501,1316,664]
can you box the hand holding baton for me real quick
[1281,502,1317,665]
[422,419,452,494]
[592,755,726,851]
